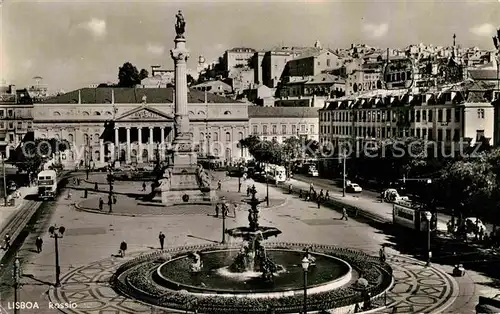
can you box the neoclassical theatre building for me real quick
[34,87,251,168]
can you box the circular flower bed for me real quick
[111,243,393,313]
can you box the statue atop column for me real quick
[175,10,186,39]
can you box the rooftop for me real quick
[40,87,239,104]
[248,106,319,118]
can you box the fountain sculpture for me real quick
[225,186,283,281]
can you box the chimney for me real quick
[111,89,115,104]
[9,84,16,95]
[78,90,82,104]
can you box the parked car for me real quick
[7,181,17,192]
[308,168,319,177]
[465,217,486,234]
[346,183,362,193]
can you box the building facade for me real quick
[248,106,319,144]
[287,49,342,78]
[0,86,34,158]
[223,48,256,72]
[319,84,497,153]
[34,87,250,168]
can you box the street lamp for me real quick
[221,201,226,244]
[301,256,310,314]
[1,153,7,206]
[266,165,270,207]
[48,225,66,287]
[107,163,114,213]
[238,161,242,193]
[423,211,432,266]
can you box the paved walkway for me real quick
[0,174,463,313]
[0,186,38,233]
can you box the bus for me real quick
[37,170,57,200]
[392,200,437,232]
[265,165,287,183]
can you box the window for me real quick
[8,110,13,117]
[224,111,231,115]
[437,129,443,141]
[477,109,485,119]
[253,125,258,134]
[8,122,14,129]
[476,130,485,142]
[445,129,451,141]
[437,109,443,122]
[416,128,421,138]
[94,111,101,116]
[446,109,451,122]
[9,134,14,142]
[263,125,268,135]
[422,110,427,121]
[213,132,219,141]
[272,125,277,134]
[68,134,74,143]
[310,125,314,134]
[453,129,460,141]
[300,125,306,132]
[422,129,427,139]
[0,110,4,118]
[0,122,4,129]
[292,125,296,134]
[225,132,231,142]
[83,133,89,143]
[282,125,287,134]
[428,110,433,122]
[327,59,331,67]
[415,111,420,122]
[94,133,100,143]
[454,108,460,123]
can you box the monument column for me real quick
[126,127,131,163]
[113,127,119,161]
[171,35,190,139]
[138,127,143,163]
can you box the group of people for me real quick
[117,231,167,258]
[2,233,44,253]
[98,195,117,210]
[215,201,238,218]
[297,183,330,209]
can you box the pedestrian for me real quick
[289,184,293,194]
[246,186,250,197]
[159,232,166,250]
[217,180,222,191]
[299,190,303,199]
[380,191,384,203]
[238,181,242,192]
[94,182,98,191]
[341,207,348,221]
[379,246,386,263]
[99,197,104,210]
[317,196,321,209]
[67,190,72,200]
[113,194,117,204]
[215,203,220,218]
[233,203,238,218]
[142,181,146,191]
[119,240,128,257]
[4,233,11,250]
[309,182,314,192]
[325,190,329,201]
[35,236,43,253]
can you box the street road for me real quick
[290,173,451,231]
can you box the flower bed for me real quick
[112,243,393,313]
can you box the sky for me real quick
[1,0,499,92]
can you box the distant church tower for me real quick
[314,40,322,49]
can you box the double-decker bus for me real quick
[265,164,287,183]
[392,199,437,232]
[37,170,57,200]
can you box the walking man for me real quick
[341,207,348,221]
[215,203,220,218]
[159,232,166,250]
[119,240,128,257]
[289,184,293,194]
[317,196,321,209]
[217,180,222,191]
[35,236,43,253]
[142,181,147,191]
[325,190,329,201]
[99,197,104,210]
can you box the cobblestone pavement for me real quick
[0,174,462,314]
[46,250,456,314]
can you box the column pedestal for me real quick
[126,127,131,163]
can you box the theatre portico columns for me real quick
[111,124,174,164]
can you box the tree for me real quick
[118,62,141,87]
[304,139,320,157]
[187,74,195,86]
[240,135,284,164]
[139,68,149,81]
[283,136,301,160]
[13,138,70,174]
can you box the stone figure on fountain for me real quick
[189,251,203,273]
[156,167,172,192]
[175,10,186,38]
[196,164,211,189]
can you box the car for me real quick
[308,168,319,177]
[346,183,362,193]
[7,181,17,192]
[465,217,486,234]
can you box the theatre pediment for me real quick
[116,106,174,121]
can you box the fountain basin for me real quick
[225,226,282,240]
[155,249,352,298]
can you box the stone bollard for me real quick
[94,182,98,191]
[84,189,88,198]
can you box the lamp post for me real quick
[266,164,270,207]
[221,203,226,244]
[238,161,242,193]
[2,153,7,206]
[301,256,310,314]
[48,225,66,287]
[424,211,432,266]
[342,148,346,198]
[107,163,114,213]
